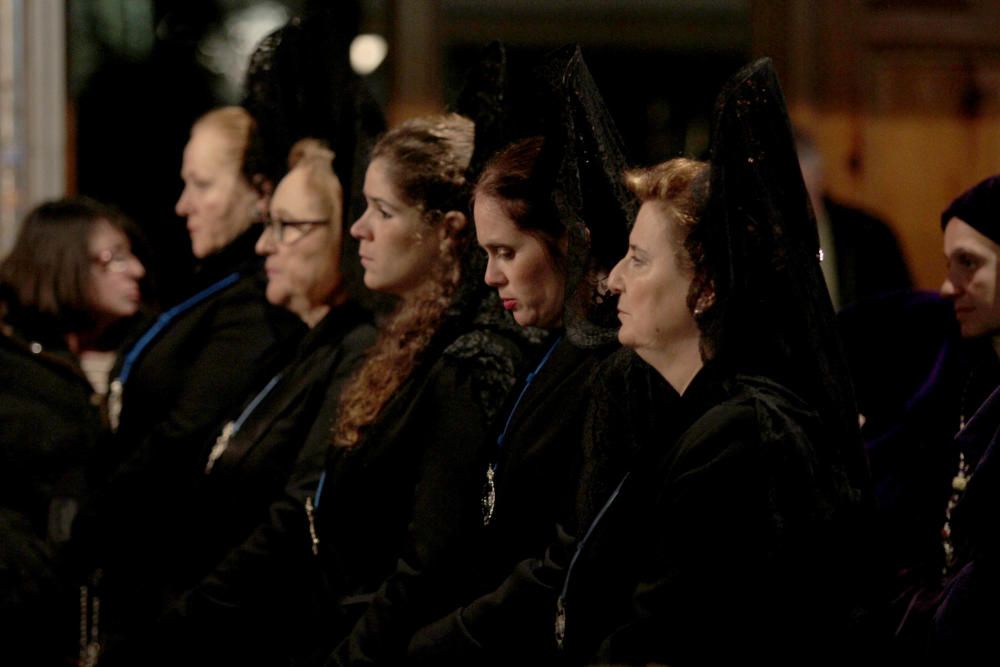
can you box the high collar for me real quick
[192,225,263,289]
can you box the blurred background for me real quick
[3,0,1000,302]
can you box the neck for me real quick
[640,335,704,395]
[991,335,1000,360]
[297,287,349,329]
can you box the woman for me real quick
[557,60,870,665]
[134,114,528,666]
[108,140,377,645]
[76,106,303,645]
[0,197,145,665]
[402,46,634,667]
[879,175,1000,659]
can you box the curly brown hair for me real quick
[332,114,475,447]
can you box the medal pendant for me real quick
[555,596,567,649]
[305,496,320,556]
[481,466,497,526]
[108,379,123,432]
[205,421,235,474]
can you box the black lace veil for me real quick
[456,43,634,348]
[242,7,385,307]
[696,58,865,479]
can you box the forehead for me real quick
[473,195,519,238]
[87,219,127,248]
[183,128,232,171]
[944,217,1000,257]
[272,167,321,211]
[631,201,675,248]
[363,158,401,197]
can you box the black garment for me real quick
[74,228,303,632]
[125,302,527,666]
[560,364,867,666]
[104,303,374,641]
[0,323,105,665]
[104,229,304,474]
[931,383,1000,660]
[825,196,911,309]
[353,336,614,666]
[406,346,649,666]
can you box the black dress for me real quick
[559,362,867,666]
[112,302,375,636]
[121,300,529,666]
[0,318,106,665]
[403,336,618,666]
[74,228,303,637]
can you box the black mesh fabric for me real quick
[241,6,385,307]
[697,58,866,481]
[456,43,634,348]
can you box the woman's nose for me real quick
[130,256,146,279]
[940,276,958,298]
[350,214,370,240]
[175,187,190,217]
[607,258,625,294]
[255,223,276,255]
[483,257,505,287]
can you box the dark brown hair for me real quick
[0,197,128,333]
[333,114,475,447]
[473,136,567,263]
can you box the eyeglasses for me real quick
[91,248,138,273]
[263,217,329,244]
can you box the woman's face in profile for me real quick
[474,194,566,329]
[256,165,343,326]
[175,127,259,259]
[86,220,145,323]
[941,216,1000,339]
[608,201,699,360]
[350,158,445,298]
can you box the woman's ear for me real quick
[247,174,273,223]
[693,283,716,318]
[438,211,468,239]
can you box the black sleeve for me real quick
[406,526,573,666]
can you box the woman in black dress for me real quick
[0,197,145,665]
[557,59,871,665]
[76,105,303,648]
[404,45,634,667]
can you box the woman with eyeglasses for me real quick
[72,106,304,652]
[0,197,145,665]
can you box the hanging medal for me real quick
[481,336,563,526]
[205,421,235,474]
[481,464,497,525]
[204,374,281,475]
[107,379,123,432]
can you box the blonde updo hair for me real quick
[191,106,255,171]
[286,138,342,230]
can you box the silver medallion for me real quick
[481,465,496,526]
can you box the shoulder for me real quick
[438,327,526,424]
[441,327,523,379]
[684,376,823,464]
[824,198,898,241]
